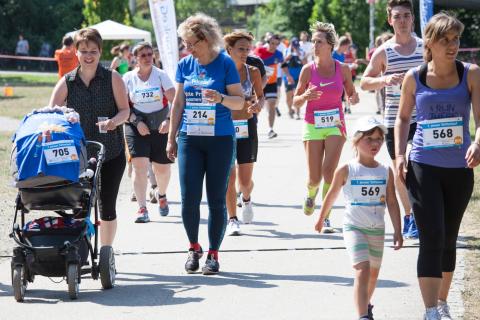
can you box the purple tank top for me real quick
[409,63,471,168]
[305,60,344,132]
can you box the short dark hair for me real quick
[387,0,414,18]
[74,28,103,50]
[63,36,74,47]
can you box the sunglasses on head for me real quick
[138,52,153,58]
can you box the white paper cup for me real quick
[98,116,108,133]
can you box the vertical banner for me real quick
[149,0,179,80]
[419,0,434,35]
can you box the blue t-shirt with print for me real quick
[332,50,345,63]
[176,53,240,136]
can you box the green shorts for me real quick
[302,123,343,141]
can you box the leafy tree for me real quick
[247,0,315,40]
[82,0,132,26]
[310,0,389,56]
[0,0,84,56]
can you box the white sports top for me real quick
[123,66,174,114]
[383,37,423,128]
[343,161,389,229]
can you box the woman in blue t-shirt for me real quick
[395,13,480,319]
[167,13,244,275]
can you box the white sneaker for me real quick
[226,218,241,236]
[322,218,335,233]
[424,307,441,320]
[236,192,242,208]
[242,199,254,224]
[437,301,452,319]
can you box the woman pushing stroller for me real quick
[49,28,129,255]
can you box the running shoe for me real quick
[424,307,441,320]
[135,207,150,223]
[149,187,157,204]
[130,192,137,202]
[226,218,241,236]
[437,301,452,319]
[158,196,169,217]
[237,192,242,208]
[322,218,335,233]
[368,304,374,320]
[296,113,301,120]
[358,317,370,320]
[405,215,419,239]
[268,130,278,139]
[303,196,316,216]
[288,109,295,119]
[185,247,203,273]
[402,215,412,235]
[202,254,220,275]
[242,199,254,224]
[275,107,281,117]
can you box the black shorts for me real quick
[385,122,416,160]
[99,152,126,221]
[276,77,283,87]
[124,123,173,164]
[264,83,278,100]
[285,79,299,92]
[236,117,258,164]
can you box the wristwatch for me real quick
[219,94,225,104]
[130,113,142,127]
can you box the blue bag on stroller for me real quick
[12,110,87,188]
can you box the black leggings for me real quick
[406,161,473,278]
[98,152,126,221]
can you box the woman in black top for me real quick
[49,28,129,248]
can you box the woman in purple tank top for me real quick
[395,13,480,320]
[293,22,358,232]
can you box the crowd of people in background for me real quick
[7,0,477,319]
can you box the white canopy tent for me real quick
[66,20,151,43]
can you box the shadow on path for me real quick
[0,270,409,306]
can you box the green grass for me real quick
[0,74,57,119]
[0,74,58,86]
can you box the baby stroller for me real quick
[9,108,115,301]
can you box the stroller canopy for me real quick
[12,111,87,187]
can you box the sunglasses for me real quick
[138,52,153,58]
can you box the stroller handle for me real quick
[86,141,106,162]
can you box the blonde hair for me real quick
[177,13,223,52]
[309,22,338,50]
[423,12,464,62]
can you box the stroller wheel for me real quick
[67,264,79,300]
[12,265,27,302]
[99,246,115,289]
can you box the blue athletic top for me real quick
[332,50,345,63]
[176,53,240,136]
[410,63,471,168]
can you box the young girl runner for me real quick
[315,116,403,320]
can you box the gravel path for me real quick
[0,116,20,132]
